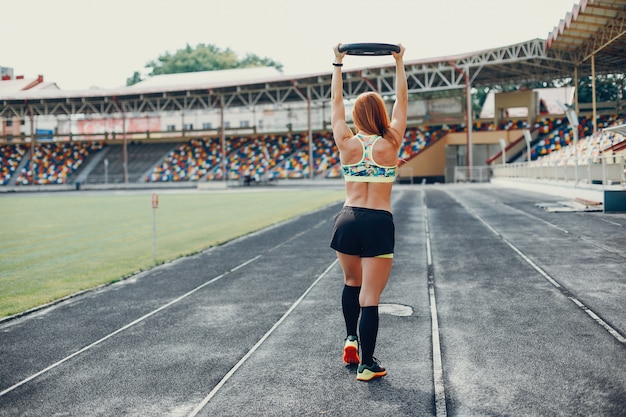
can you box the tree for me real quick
[576,75,624,103]
[126,43,283,86]
[126,71,143,86]
[472,86,491,116]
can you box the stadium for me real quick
[1,2,625,190]
[1,1,626,416]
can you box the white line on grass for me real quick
[0,255,262,398]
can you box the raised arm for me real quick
[331,44,353,144]
[389,44,408,148]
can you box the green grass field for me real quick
[0,188,344,318]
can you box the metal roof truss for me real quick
[0,39,613,119]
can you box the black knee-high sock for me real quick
[359,306,379,366]
[341,285,361,337]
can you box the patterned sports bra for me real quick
[341,133,397,183]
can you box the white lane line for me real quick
[0,255,262,398]
[568,297,626,344]
[498,201,570,234]
[450,193,626,347]
[494,219,626,345]
[578,235,626,258]
[266,220,326,254]
[423,191,448,417]
[598,218,623,227]
[498,199,625,259]
[188,259,339,417]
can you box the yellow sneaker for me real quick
[356,358,386,381]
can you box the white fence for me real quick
[491,155,626,187]
[453,166,493,183]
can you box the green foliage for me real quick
[126,43,283,85]
[126,71,143,86]
[475,73,625,108]
[472,87,491,115]
[238,53,283,70]
[576,74,625,103]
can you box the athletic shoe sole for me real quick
[343,341,360,365]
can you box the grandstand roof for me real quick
[545,0,626,72]
[129,67,284,90]
[0,76,59,94]
[1,1,624,119]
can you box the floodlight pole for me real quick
[291,80,314,180]
[26,102,35,186]
[571,114,579,184]
[122,113,128,185]
[558,100,579,183]
[113,96,128,184]
[591,55,597,134]
[219,95,226,183]
[306,87,313,180]
[523,129,532,162]
[601,129,607,187]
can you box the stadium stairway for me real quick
[140,144,179,183]
[84,143,178,184]
[71,146,111,185]
[8,150,30,186]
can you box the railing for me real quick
[0,126,257,144]
[454,166,493,183]
[492,155,626,187]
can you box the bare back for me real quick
[338,131,401,211]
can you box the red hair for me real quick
[352,92,390,136]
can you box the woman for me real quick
[330,43,407,381]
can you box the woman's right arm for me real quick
[389,45,408,148]
[331,44,353,144]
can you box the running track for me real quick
[1,184,625,416]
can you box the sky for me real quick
[2,0,580,91]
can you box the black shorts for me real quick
[330,206,394,258]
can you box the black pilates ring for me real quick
[338,43,400,56]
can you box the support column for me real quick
[220,96,226,183]
[450,61,473,180]
[574,66,579,114]
[307,86,313,180]
[27,103,36,185]
[591,54,597,134]
[465,68,473,177]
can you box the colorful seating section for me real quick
[0,144,27,185]
[398,125,457,165]
[153,125,462,181]
[500,119,530,131]
[531,117,570,159]
[148,138,221,182]
[15,141,103,185]
[267,134,311,179]
[202,133,307,181]
[313,133,339,178]
[530,114,625,161]
[1,115,624,185]
[532,115,626,166]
